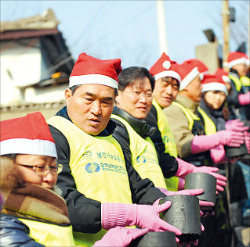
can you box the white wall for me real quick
[0,38,54,106]
[24,84,67,104]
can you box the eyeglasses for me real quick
[123,90,153,100]
[17,163,63,176]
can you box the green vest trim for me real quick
[153,100,179,191]
[153,100,177,157]
[198,108,217,135]
[172,102,200,130]
[229,74,242,92]
[241,76,250,87]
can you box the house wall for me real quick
[0,101,66,121]
[0,38,52,106]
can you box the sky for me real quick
[1,0,249,69]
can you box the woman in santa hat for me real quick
[0,112,75,246]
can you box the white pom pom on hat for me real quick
[150,52,181,83]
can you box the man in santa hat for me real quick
[47,52,181,246]
[225,51,250,120]
[146,53,227,190]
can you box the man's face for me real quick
[153,77,180,109]
[65,84,115,135]
[185,75,202,103]
[116,77,153,119]
[232,63,248,77]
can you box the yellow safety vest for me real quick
[111,114,167,189]
[229,74,242,92]
[240,76,250,87]
[152,100,179,191]
[172,102,200,131]
[153,100,177,157]
[198,108,217,135]
[48,116,133,246]
[19,218,75,247]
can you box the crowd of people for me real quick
[0,50,249,247]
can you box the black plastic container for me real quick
[160,195,201,242]
[129,231,177,247]
[184,172,217,204]
[225,120,249,158]
[225,142,248,158]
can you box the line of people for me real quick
[0,51,249,247]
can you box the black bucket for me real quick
[129,231,177,247]
[159,195,201,242]
[184,172,217,204]
[225,142,248,158]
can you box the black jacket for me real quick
[0,214,44,247]
[49,106,165,234]
[227,69,248,120]
[113,106,178,178]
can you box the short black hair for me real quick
[118,67,155,91]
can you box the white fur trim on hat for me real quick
[202,82,228,95]
[199,71,209,80]
[228,57,249,68]
[222,75,231,83]
[0,138,58,158]
[69,74,118,89]
[180,67,199,91]
[154,71,181,83]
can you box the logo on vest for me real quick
[85,163,101,173]
[82,151,92,158]
[163,135,169,143]
[136,155,146,163]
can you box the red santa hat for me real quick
[201,74,228,95]
[0,112,57,158]
[226,52,249,69]
[178,61,199,91]
[69,53,122,89]
[149,52,181,83]
[214,68,231,83]
[183,58,209,80]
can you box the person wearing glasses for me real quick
[0,112,157,247]
[0,112,75,246]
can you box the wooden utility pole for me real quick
[156,0,168,55]
[222,0,230,70]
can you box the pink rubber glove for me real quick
[179,239,199,247]
[175,158,227,192]
[238,92,250,105]
[102,200,182,235]
[225,119,249,132]
[191,131,244,154]
[244,131,250,153]
[93,226,149,247]
[178,178,185,190]
[210,145,228,165]
[157,187,203,196]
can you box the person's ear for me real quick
[115,90,122,106]
[65,88,72,104]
